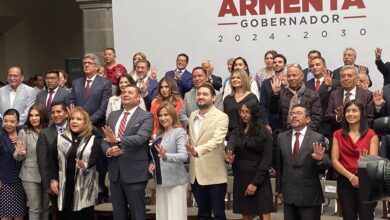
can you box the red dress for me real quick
[333,128,376,174]
[104,64,128,85]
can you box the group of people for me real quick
[0,46,389,220]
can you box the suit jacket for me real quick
[0,83,37,125]
[211,74,223,91]
[276,128,331,206]
[179,88,223,126]
[36,124,59,189]
[325,87,374,129]
[375,59,390,86]
[333,64,372,87]
[165,69,193,96]
[269,86,322,131]
[138,77,158,111]
[70,75,112,127]
[35,86,71,108]
[260,78,282,129]
[188,106,228,185]
[376,84,390,118]
[102,107,153,184]
[303,68,313,81]
[0,128,15,183]
[306,79,341,137]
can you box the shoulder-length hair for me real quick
[156,102,180,135]
[230,69,251,96]
[232,57,250,75]
[69,107,92,138]
[155,76,181,106]
[24,103,48,132]
[115,74,136,96]
[341,100,369,137]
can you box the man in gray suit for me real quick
[276,104,331,220]
[179,67,223,126]
[0,66,36,125]
[102,84,153,220]
[35,69,71,117]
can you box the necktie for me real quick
[344,92,351,104]
[293,132,300,160]
[315,80,321,92]
[118,112,130,137]
[46,90,54,108]
[85,80,92,97]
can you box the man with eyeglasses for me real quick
[0,66,37,125]
[269,64,322,132]
[276,104,330,220]
[35,69,71,119]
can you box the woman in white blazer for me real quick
[148,102,188,220]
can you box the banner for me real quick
[113,0,390,90]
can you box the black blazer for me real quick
[375,59,390,86]
[376,84,390,118]
[259,78,282,130]
[276,128,331,206]
[211,74,223,91]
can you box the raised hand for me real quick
[150,67,158,80]
[311,142,325,161]
[67,104,75,116]
[271,76,282,95]
[155,144,167,161]
[375,48,382,60]
[335,106,344,119]
[279,72,288,86]
[373,90,385,107]
[358,65,368,75]
[102,125,117,143]
[224,150,235,164]
[359,148,368,159]
[15,140,26,156]
[323,70,333,87]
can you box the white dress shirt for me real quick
[291,126,308,152]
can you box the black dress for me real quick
[223,93,258,139]
[227,128,273,216]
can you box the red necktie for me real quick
[293,132,300,160]
[46,90,54,108]
[85,80,92,98]
[315,80,321,92]
[118,112,130,137]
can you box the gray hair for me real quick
[344,47,357,57]
[83,53,101,66]
[201,59,214,68]
[340,65,359,77]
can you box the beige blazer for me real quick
[188,106,228,185]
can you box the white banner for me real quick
[113,0,390,90]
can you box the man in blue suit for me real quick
[135,59,158,111]
[165,53,193,96]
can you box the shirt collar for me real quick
[122,106,138,116]
[293,126,307,137]
[86,74,97,81]
[344,86,357,96]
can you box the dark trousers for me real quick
[110,179,147,220]
[191,179,227,220]
[337,176,377,220]
[283,203,321,220]
[58,206,93,220]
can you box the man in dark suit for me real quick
[373,84,390,118]
[165,53,193,96]
[135,59,158,111]
[375,47,390,86]
[276,104,331,220]
[201,59,222,91]
[306,57,340,138]
[35,70,71,117]
[333,47,372,87]
[325,65,374,130]
[36,102,68,211]
[102,84,153,220]
[269,64,322,132]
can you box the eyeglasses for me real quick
[289,112,306,117]
[83,61,96,66]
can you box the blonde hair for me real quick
[69,107,92,138]
[230,69,251,96]
[156,102,180,135]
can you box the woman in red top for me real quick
[150,77,183,137]
[331,100,379,220]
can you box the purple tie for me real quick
[85,80,92,97]
[46,90,54,109]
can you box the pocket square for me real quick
[134,124,140,127]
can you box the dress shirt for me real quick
[85,74,97,88]
[194,111,209,140]
[114,106,137,136]
[9,87,17,107]
[56,121,67,134]
[45,86,59,105]
[291,126,307,152]
[344,87,357,102]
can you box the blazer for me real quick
[0,128,15,183]
[333,64,372,87]
[14,129,41,183]
[70,75,112,127]
[35,86,71,108]
[102,107,153,184]
[179,88,223,126]
[325,87,374,129]
[0,83,37,125]
[150,128,188,187]
[375,59,390,86]
[260,78,282,129]
[36,124,60,190]
[211,74,223,91]
[376,84,390,118]
[106,95,146,120]
[276,128,331,206]
[138,77,158,111]
[188,106,228,185]
[165,69,193,96]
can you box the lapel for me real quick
[285,131,293,159]
[110,110,122,131]
[85,76,100,101]
[79,78,86,102]
[124,107,140,134]
[189,110,198,145]
[297,129,312,161]
[52,87,62,102]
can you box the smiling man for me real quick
[165,53,193,97]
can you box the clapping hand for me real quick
[224,150,235,164]
[174,69,181,81]
[102,125,117,144]
[185,143,197,157]
[155,144,167,161]
[311,142,325,161]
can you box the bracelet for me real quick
[348,174,355,181]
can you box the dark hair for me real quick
[3,108,20,123]
[308,50,322,58]
[115,74,136,96]
[291,104,311,117]
[58,70,69,88]
[24,104,48,131]
[177,53,189,63]
[45,69,61,77]
[273,54,287,64]
[34,73,45,81]
[124,84,141,95]
[50,102,68,112]
[264,50,278,59]
[239,99,267,144]
[104,47,116,54]
[156,77,181,105]
[341,100,368,137]
[192,67,208,76]
[8,66,24,76]
[135,59,151,69]
[198,83,216,96]
[232,57,250,75]
[311,56,326,66]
